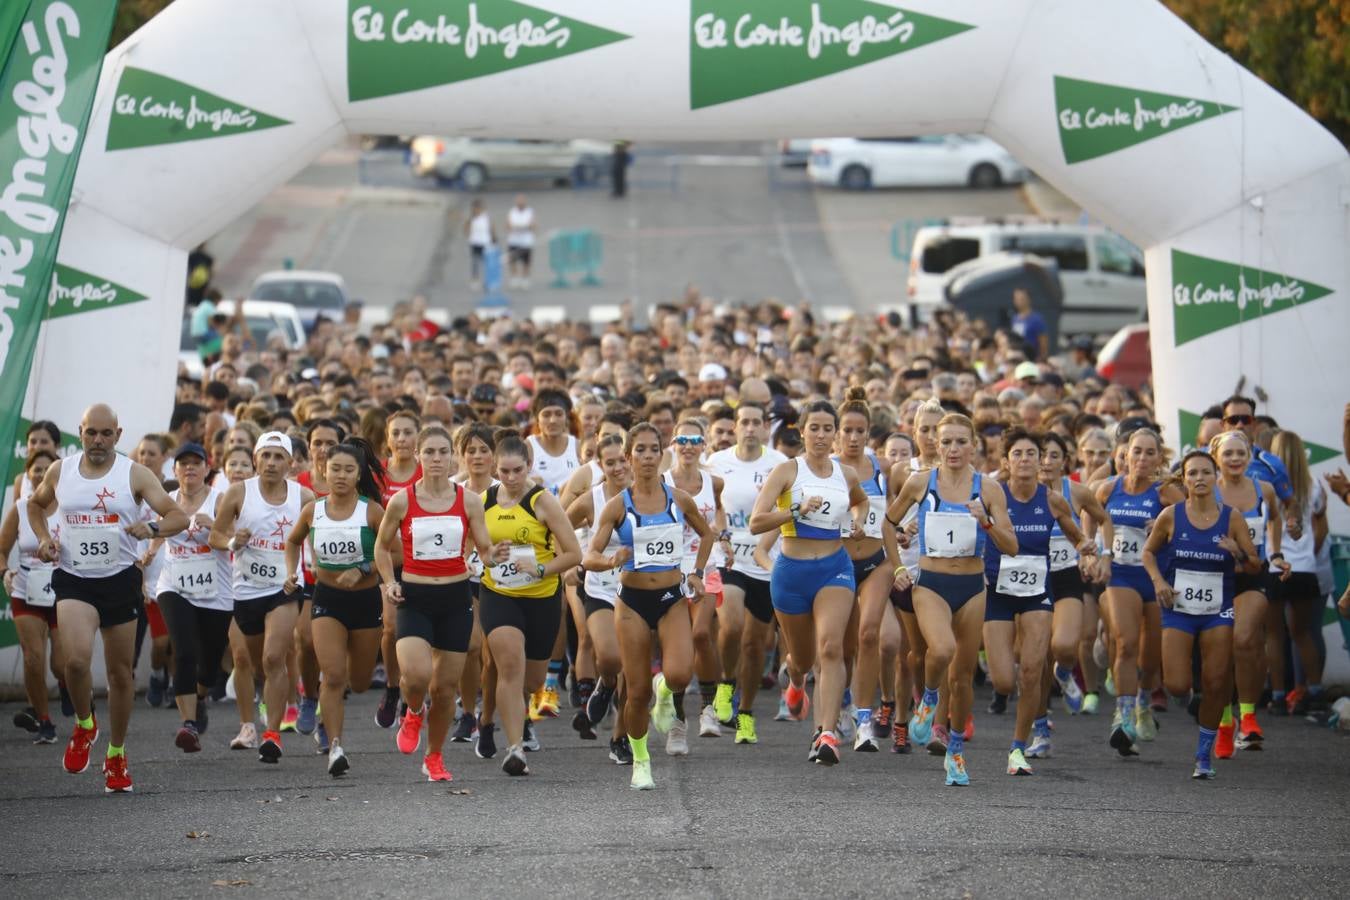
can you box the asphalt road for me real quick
[1,686,1346,898]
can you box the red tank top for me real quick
[382,462,423,503]
[296,471,327,585]
[400,482,470,578]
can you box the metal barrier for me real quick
[548,229,602,287]
[890,217,944,261]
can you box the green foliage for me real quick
[110,0,175,49]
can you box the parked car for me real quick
[807,135,1027,190]
[249,270,349,333]
[907,221,1146,336]
[778,138,816,167]
[1095,323,1151,389]
[180,299,306,377]
[409,137,612,190]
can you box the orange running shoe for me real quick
[815,731,841,766]
[962,714,975,742]
[103,754,133,793]
[63,716,100,774]
[397,706,424,754]
[784,682,811,721]
[1236,713,1264,750]
[421,752,452,782]
[527,689,545,722]
[280,704,299,733]
[537,686,561,718]
[1215,722,1235,759]
[1284,686,1306,716]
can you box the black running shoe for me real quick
[586,681,615,726]
[375,686,400,729]
[259,735,282,764]
[572,710,597,740]
[13,707,39,733]
[987,693,1008,715]
[475,721,497,759]
[608,736,633,766]
[569,679,584,709]
[195,698,209,736]
[34,719,57,744]
[450,712,475,743]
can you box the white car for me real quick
[409,137,613,190]
[249,270,349,332]
[180,299,306,378]
[808,135,1027,190]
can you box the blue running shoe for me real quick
[909,700,937,748]
[314,722,330,754]
[297,697,318,735]
[1056,667,1084,715]
[944,751,970,786]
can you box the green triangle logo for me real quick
[1054,76,1238,164]
[690,1,974,109]
[46,264,149,320]
[1171,250,1333,346]
[1178,409,1339,464]
[347,0,630,102]
[106,67,291,151]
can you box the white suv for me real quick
[808,135,1027,190]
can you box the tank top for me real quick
[986,482,1052,598]
[480,484,556,597]
[916,468,986,559]
[664,469,715,574]
[1105,477,1162,569]
[296,470,327,586]
[468,211,492,247]
[399,482,469,578]
[507,205,535,248]
[455,476,497,582]
[14,490,59,604]
[1048,476,1080,572]
[1216,477,1267,561]
[778,458,850,540]
[840,454,886,540]
[55,452,140,577]
[232,477,303,601]
[1282,483,1324,573]
[615,484,683,573]
[157,485,232,610]
[309,497,377,571]
[707,446,784,579]
[585,482,624,603]
[1166,504,1235,615]
[528,434,580,495]
[382,461,423,504]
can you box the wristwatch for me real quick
[789,502,802,519]
[692,568,705,578]
[357,561,373,576]
[536,563,547,579]
[148,521,160,536]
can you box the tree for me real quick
[110,0,175,49]
[1165,0,1350,145]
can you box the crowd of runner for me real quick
[4,296,1348,793]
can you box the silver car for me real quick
[410,137,612,190]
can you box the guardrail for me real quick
[548,229,602,287]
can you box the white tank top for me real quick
[584,482,623,604]
[468,212,492,247]
[706,446,786,580]
[157,485,232,610]
[13,491,59,602]
[664,469,717,573]
[507,206,535,248]
[55,452,140,577]
[232,477,302,601]
[528,434,580,494]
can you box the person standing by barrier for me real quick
[506,194,536,289]
[465,198,495,289]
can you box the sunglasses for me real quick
[1224,414,1253,426]
[674,435,705,446]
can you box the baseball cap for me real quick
[173,442,208,462]
[255,431,294,456]
[1014,361,1041,382]
[698,363,728,383]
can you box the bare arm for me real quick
[534,492,581,575]
[977,481,1018,556]
[27,460,62,557]
[374,491,407,595]
[283,502,315,592]
[129,464,189,539]
[584,496,628,571]
[749,462,795,536]
[207,483,245,551]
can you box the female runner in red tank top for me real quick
[374,411,422,729]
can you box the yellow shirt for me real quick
[480,485,558,598]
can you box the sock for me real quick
[674,690,687,722]
[842,688,853,708]
[921,687,939,708]
[947,729,965,755]
[578,677,595,698]
[1220,706,1233,727]
[1308,683,1324,697]
[1053,663,1073,683]
[700,682,716,706]
[106,744,124,759]
[1196,726,1217,761]
[544,661,562,690]
[1034,716,1051,737]
[856,707,872,725]
[1238,702,1255,717]
[1121,694,1137,720]
[1011,739,1026,753]
[77,714,94,730]
[1271,689,1286,702]
[630,732,650,762]
[1137,688,1148,707]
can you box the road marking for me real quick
[589,305,622,324]
[530,305,566,325]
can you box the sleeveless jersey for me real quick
[1047,476,1080,572]
[309,497,376,571]
[232,477,302,600]
[706,446,785,580]
[778,458,850,540]
[481,484,556,597]
[585,482,624,603]
[55,452,140,577]
[841,454,886,540]
[1166,504,1235,615]
[157,485,232,610]
[400,482,470,578]
[916,468,987,559]
[1105,477,1162,571]
[986,482,1052,597]
[616,483,684,573]
[1216,477,1267,560]
[664,469,715,574]
[528,434,579,494]
[382,462,423,504]
[13,490,59,604]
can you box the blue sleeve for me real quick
[1264,453,1293,502]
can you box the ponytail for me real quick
[329,437,385,501]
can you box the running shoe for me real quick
[475,721,497,759]
[853,718,877,752]
[327,743,349,777]
[451,711,476,743]
[785,681,810,722]
[522,720,541,752]
[1103,670,1115,697]
[422,752,453,782]
[586,680,615,726]
[103,754,133,793]
[35,719,57,745]
[1192,756,1217,780]
[1236,713,1264,751]
[314,723,330,754]
[63,717,99,774]
[1150,687,1168,713]
[713,682,735,725]
[815,731,840,766]
[375,686,400,729]
[1135,706,1158,742]
[1007,748,1033,776]
[962,714,975,741]
[369,662,387,689]
[502,745,529,776]
[1057,671,1084,714]
[891,723,910,754]
[873,702,895,740]
[571,710,597,740]
[59,682,74,717]
[734,712,758,745]
[259,730,282,764]
[13,707,39,732]
[1215,722,1235,759]
[774,694,792,722]
[666,719,689,756]
[175,722,202,753]
[1026,732,1052,759]
[1082,693,1100,715]
[527,689,545,722]
[396,705,424,754]
[649,674,677,734]
[537,685,561,718]
[296,696,318,735]
[927,724,949,756]
[569,677,584,710]
[609,736,633,766]
[909,698,937,747]
[699,705,722,738]
[1109,712,1139,757]
[837,704,857,741]
[280,704,299,733]
[987,693,1008,715]
[944,751,970,786]
[147,673,167,709]
[807,727,823,763]
[1092,634,1109,670]
[630,758,655,790]
[230,722,259,750]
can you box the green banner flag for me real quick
[0,0,116,646]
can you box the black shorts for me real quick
[1234,564,1271,597]
[479,586,561,660]
[579,582,615,619]
[719,568,774,624]
[851,549,886,586]
[311,583,382,631]
[889,585,914,613]
[508,246,532,265]
[397,580,473,652]
[234,590,303,637]
[619,584,685,631]
[1050,566,1087,602]
[51,566,142,628]
[1274,571,1321,604]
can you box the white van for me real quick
[906,221,1146,336]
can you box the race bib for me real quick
[1173,568,1223,615]
[67,523,119,570]
[633,522,681,570]
[313,526,363,567]
[996,554,1048,597]
[862,496,886,540]
[588,567,620,596]
[798,488,848,531]
[170,554,217,599]
[1246,512,1266,549]
[923,512,977,558]
[466,547,483,579]
[239,547,286,588]
[25,566,55,607]
[1048,536,1079,572]
[728,530,759,570]
[1112,526,1146,566]
[492,544,539,589]
[411,516,464,561]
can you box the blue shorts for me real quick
[914,570,985,613]
[984,589,1054,622]
[1162,603,1234,635]
[1109,564,1156,603]
[770,549,855,616]
[851,549,886,586]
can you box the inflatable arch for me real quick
[22,0,1350,477]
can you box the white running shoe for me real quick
[698,705,722,737]
[666,719,689,756]
[650,674,677,734]
[327,743,349,777]
[630,758,655,790]
[1026,732,1053,759]
[853,718,878,752]
[229,722,258,750]
[837,706,856,741]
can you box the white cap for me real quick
[255,431,293,457]
[698,362,728,383]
